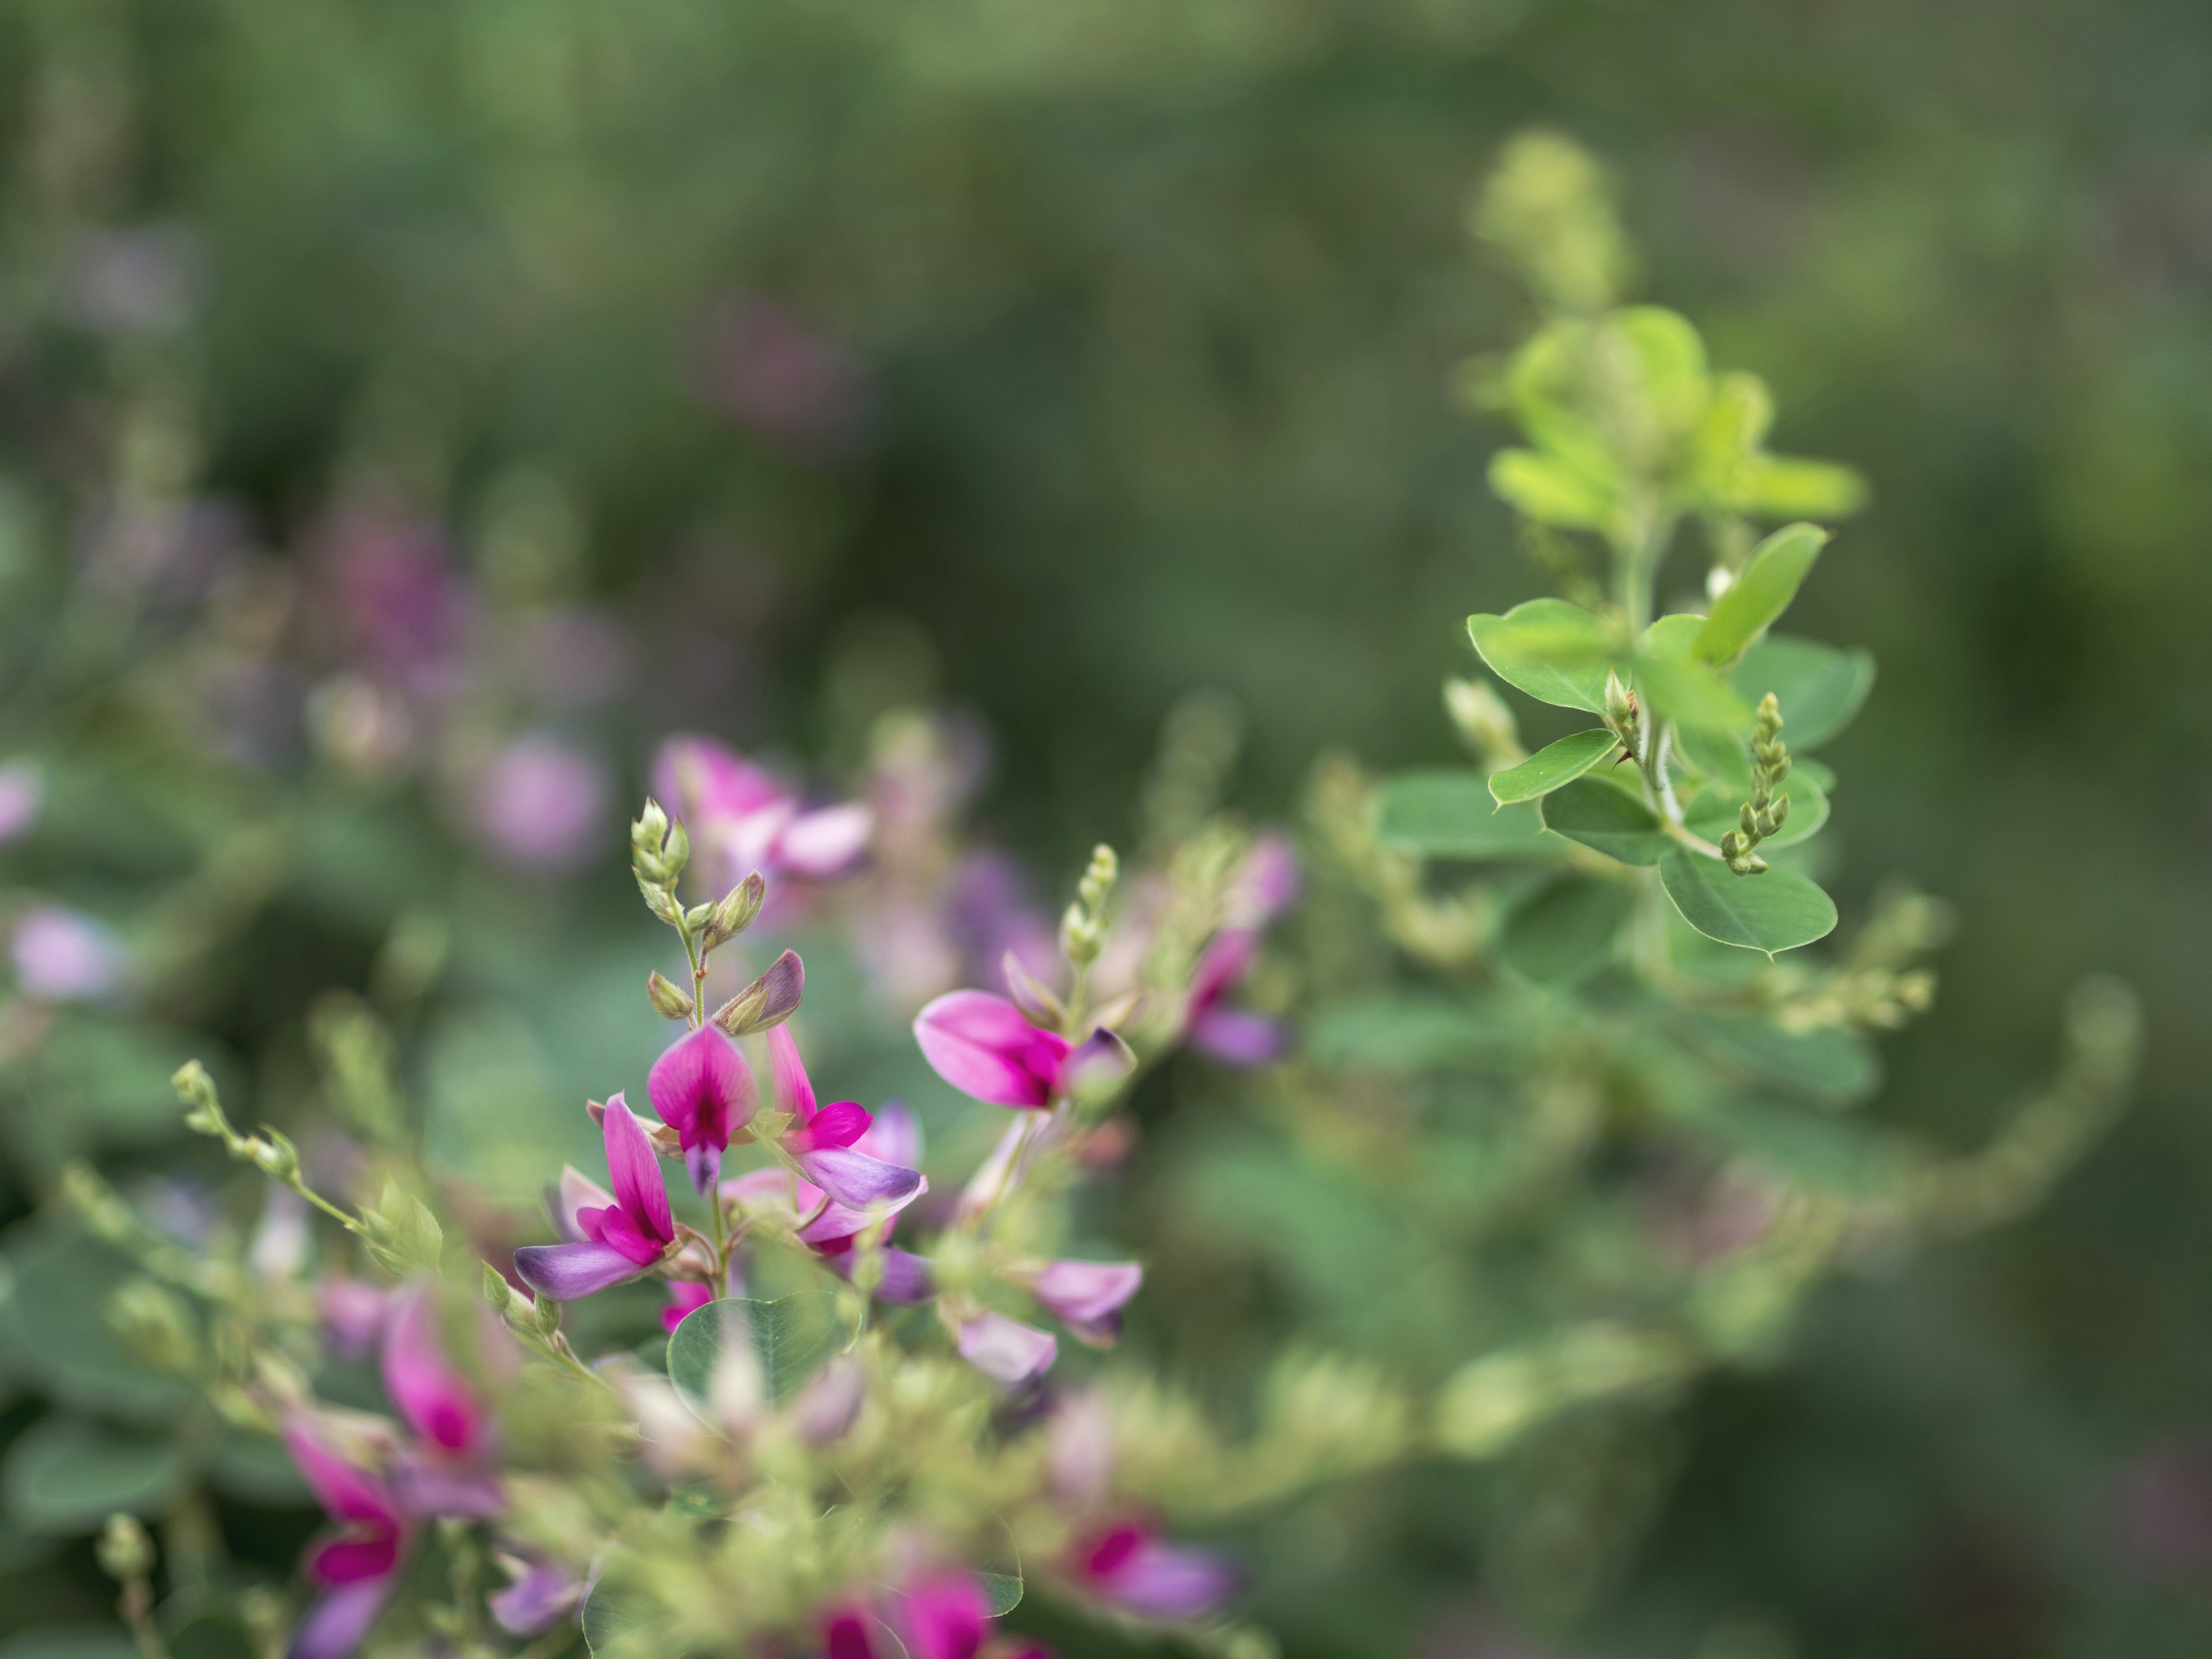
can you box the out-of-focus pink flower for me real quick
[514,1095,676,1301]
[653,735,872,892]
[956,1311,1058,1386]
[319,1278,391,1359]
[1178,833,1298,1069]
[820,1572,1008,1659]
[488,1556,585,1637]
[322,510,470,690]
[381,1284,491,1462]
[647,1023,757,1194]
[1050,1390,1115,1507]
[913,991,1134,1111]
[662,1279,718,1334]
[282,1417,410,1659]
[474,737,609,875]
[1070,1521,1238,1622]
[12,906,124,1001]
[0,762,42,844]
[1025,1260,1143,1348]
[695,293,873,462]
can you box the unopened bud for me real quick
[172,1060,233,1140]
[1755,691,1783,738]
[630,798,690,885]
[481,1262,517,1316]
[636,874,685,927]
[534,1290,562,1334]
[705,872,767,945]
[632,797,671,851]
[1078,844,1119,912]
[1061,901,1103,968]
[96,1513,154,1584]
[1603,669,1635,728]
[246,1129,301,1184]
[109,1278,199,1375]
[1738,803,1758,838]
[1445,677,1523,766]
[711,949,805,1037]
[646,971,695,1021]
[1768,794,1790,827]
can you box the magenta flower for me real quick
[955,1310,1059,1385]
[1026,1260,1143,1348]
[321,509,470,690]
[318,1278,391,1359]
[1071,1521,1238,1622]
[283,1418,410,1659]
[653,735,872,890]
[819,1572,1001,1659]
[381,1285,489,1460]
[1177,833,1298,1067]
[763,1027,923,1211]
[11,906,124,1001]
[662,1279,718,1334]
[473,736,608,876]
[912,991,1134,1110]
[514,1094,676,1301]
[647,1023,757,1192]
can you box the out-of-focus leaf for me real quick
[1374,772,1565,861]
[0,1630,138,1659]
[1613,306,1711,436]
[1488,449,1614,529]
[2,1414,188,1535]
[1487,729,1620,805]
[211,1431,311,1505]
[1731,637,1875,749]
[978,1573,1024,1616]
[0,1017,226,1165]
[1695,523,1828,666]
[1306,995,1531,1070]
[1677,1013,1881,1108]
[668,1296,840,1409]
[1498,876,1630,985]
[1659,1092,1897,1195]
[1634,649,1751,733]
[2,1219,196,1422]
[1465,600,1612,713]
[1731,456,1868,520]
[1658,851,1837,955]
[1540,777,1671,866]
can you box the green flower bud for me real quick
[646,971,695,1021]
[481,1262,517,1316]
[704,872,767,946]
[96,1513,155,1584]
[109,1278,199,1376]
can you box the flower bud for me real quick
[482,1262,517,1316]
[1445,677,1523,766]
[704,872,767,946]
[247,1129,301,1184]
[1603,669,1636,729]
[172,1060,233,1141]
[711,948,805,1037]
[636,874,685,927]
[96,1514,154,1584]
[109,1278,199,1375]
[646,971,695,1021]
[1078,843,1119,913]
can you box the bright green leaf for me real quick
[1657,850,1838,955]
[1498,877,1631,984]
[1488,449,1613,530]
[1540,777,1672,866]
[2,1414,188,1535]
[1634,649,1751,733]
[1732,454,1868,520]
[1466,600,1612,713]
[1487,729,1620,805]
[1695,522,1828,665]
[1613,306,1711,436]
[1375,772,1566,861]
[1732,636,1876,749]
[669,1296,841,1410]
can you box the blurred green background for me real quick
[3,0,2211,1655]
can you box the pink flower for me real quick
[318,1278,391,1359]
[662,1280,718,1334]
[955,1311,1058,1386]
[283,1418,409,1659]
[1177,834,1298,1069]
[647,1023,758,1192]
[11,906,124,1001]
[912,991,1133,1110]
[321,509,470,690]
[473,736,608,875]
[380,1285,490,1462]
[1026,1260,1143,1347]
[653,735,872,891]
[514,1094,675,1301]
[763,1027,923,1212]
[1070,1521,1238,1622]
[818,1572,1006,1659]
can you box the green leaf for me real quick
[1374,772,1565,861]
[1657,851,1837,955]
[2,1414,188,1535]
[668,1295,840,1410]
[1695,522,1828,665]
[1488,449,1613,530]
[2,1219,196,1423]
[978,1572,1024,1616]
[1306,995,1532,1070]
[1539,777,1672,866]
[1613,306,1711,437]
[580,1579,670,1658]
[1673,723,1752,792]
[1732,636,1876,749]
[1731,454,1868,520]
[1683,772,1831,849]
[1487,729,1619,805]
[1678,1013,1881,1108]
[0,1630,139,1659]
[1498,877,1631,985]
[1634,649,1751,733]
[1465,600,1612,713]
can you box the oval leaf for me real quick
[1732,636,1875,750]
[669,1295,840,1409]
[1498,876,1631,985]
[2,1415,187,1535]
[1539,777,1672,866]
[1466,600,1612,713]
[1375,772,1566,861]
[1695,522,1828,665]
[1487,729,1620,806]
[1657,850,1837,955]
[978,1572,1024,1617]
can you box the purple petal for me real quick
[796,1174,927,1247]
[601,1093,673,1247]
[1187,1008,1289,1069]
[796,1147,924,1211]
[381,1285,487,1459]
[855,1101,921,1169]
[513,1241,650,1301]
[317,1278,390,1359]
[1030,1260,1142,1326]
[661,1281,717,1334]
[647,1024,756,1155]
[1099,1540,1240,1622]
[767,1024,817,1118]
[489,1561,585,1637]
[1001,949,1063,1024]
[872,1248,936,1305]
[1063,1027,1137,1096]
[685,1139,722,1196]
[306,1534,403,1588]
[751,948,806,1027]
[956,1312,1058,1384]
[1186,930,1256,1019]
[389,1455,505,1520]
[287,1578,396,1659]
[912,991,1066,1108]
[1231,832,1299,925]
[777,802,873,876]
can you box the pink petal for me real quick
[1230,832,1300,925]
[601,1093,673,1247]
[955,1311,1058,1384]
[288,1577,396,1659]
[912,991,1067,1109]
[1030,1260,1142,1327]
[282,1418,402,1532]
[897,1573,988,1659]
[380,1285,487,1458]
[1186,930,1257,1020]
[786,1099,872,1154]
[318,1278,391,1359]
[592,1203,671,1266]
[647,1024,756,1153]
[654,735,787,819]
[305,1533,403,1587]
[550,1165,616,1243]
[1064,1027,1137,1096]
[776,802,873,876]
[662,1281,718,1334]
[767,1024,817,1119]
[513,1241,650,1301]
